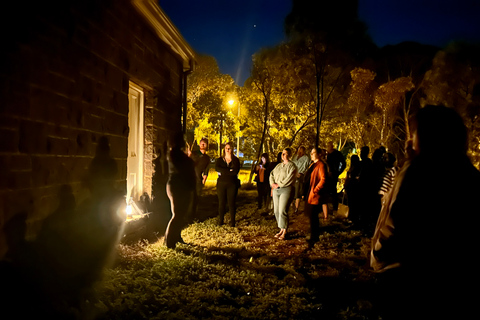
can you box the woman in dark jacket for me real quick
[303,147,328,245]
[254,153,271,210]
[215,142,241,227]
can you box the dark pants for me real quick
[192,181,204,219]
[330,175,340,211]
[256,181,269,209]
[217,181,238,227]
[305,202,322,242]
[165,181,194,248]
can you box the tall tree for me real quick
[285,0,376,146]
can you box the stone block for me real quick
[0,128,19,153]
[19,120,47,154]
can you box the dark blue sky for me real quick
[160,0,480,86]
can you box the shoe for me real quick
[278,233,286,240]
[294,208,298,214]
[274,231,282,238]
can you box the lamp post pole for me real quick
[236,103,240,157]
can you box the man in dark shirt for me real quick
[189,138,210,218]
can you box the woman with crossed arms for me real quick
[269,148,297,240]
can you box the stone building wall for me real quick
[0,0,189,256]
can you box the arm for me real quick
[277,162,297,187]
[215,158,228,176]
[312,162,326,194]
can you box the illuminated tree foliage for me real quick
[374,77,415,146]
[187,55,237,157]
[346,67,377,149]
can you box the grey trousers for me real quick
[272,186,293,229]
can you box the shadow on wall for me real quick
[0,136,125,319]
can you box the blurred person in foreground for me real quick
[165,133,196,249]
[371,105,480,320]
[269,148,297,240]
[215,142,241,227]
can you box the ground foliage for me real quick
[93,186,379,320]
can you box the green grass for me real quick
[93,188,378,320]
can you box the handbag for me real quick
[336,189,349,218]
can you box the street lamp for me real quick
[228,99,240,157]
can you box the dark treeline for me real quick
[186,0,480,173]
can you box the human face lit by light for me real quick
[282,150,289,162]
[199,140,207,151]
[310,149,318,162]
[225,144,232,155]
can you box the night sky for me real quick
[159,0,480,86]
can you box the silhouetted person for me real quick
[357,146,375,229]
[165,133,196,248]
[326,141,346,212]
[378,152,398,198]
[371,105,480,320]
[344,154,361,224]
[189,138,211,218]
[292,146,310,214]
[151,140,172,236]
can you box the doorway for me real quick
[127,82,144,202]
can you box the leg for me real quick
[272,188,281,228]
[227,182,237,227]
[217,182,227,226]
[256,183,263,209]
[331,176,339,211]
[165,184,192,248]
[306,203,320,242]
[322,203,328,220]
[277,187,291,230]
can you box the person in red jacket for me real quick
[303,147,329,246]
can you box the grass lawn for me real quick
[93,174,379,320]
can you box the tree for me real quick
[186,55,236,157]
[346,67,377,150]
[284,0,376,146]
[421,42,480,168]
[374,77,415,147]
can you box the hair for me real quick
[411,105,467,155]
[200,138,208,145]
[360,146,370,159]
[222,141,235,157]
[350,154,360,171]
[311,147,323,160]
[298,146,306,152]
[276,152,282,163]
[284,148,292,159]
[260,152,270,164]
[168,131,185,150]
[383,152,396,167]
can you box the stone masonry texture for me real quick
[0,0,187,257]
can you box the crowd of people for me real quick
[157,104,480,319]
[166,134,404,247]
